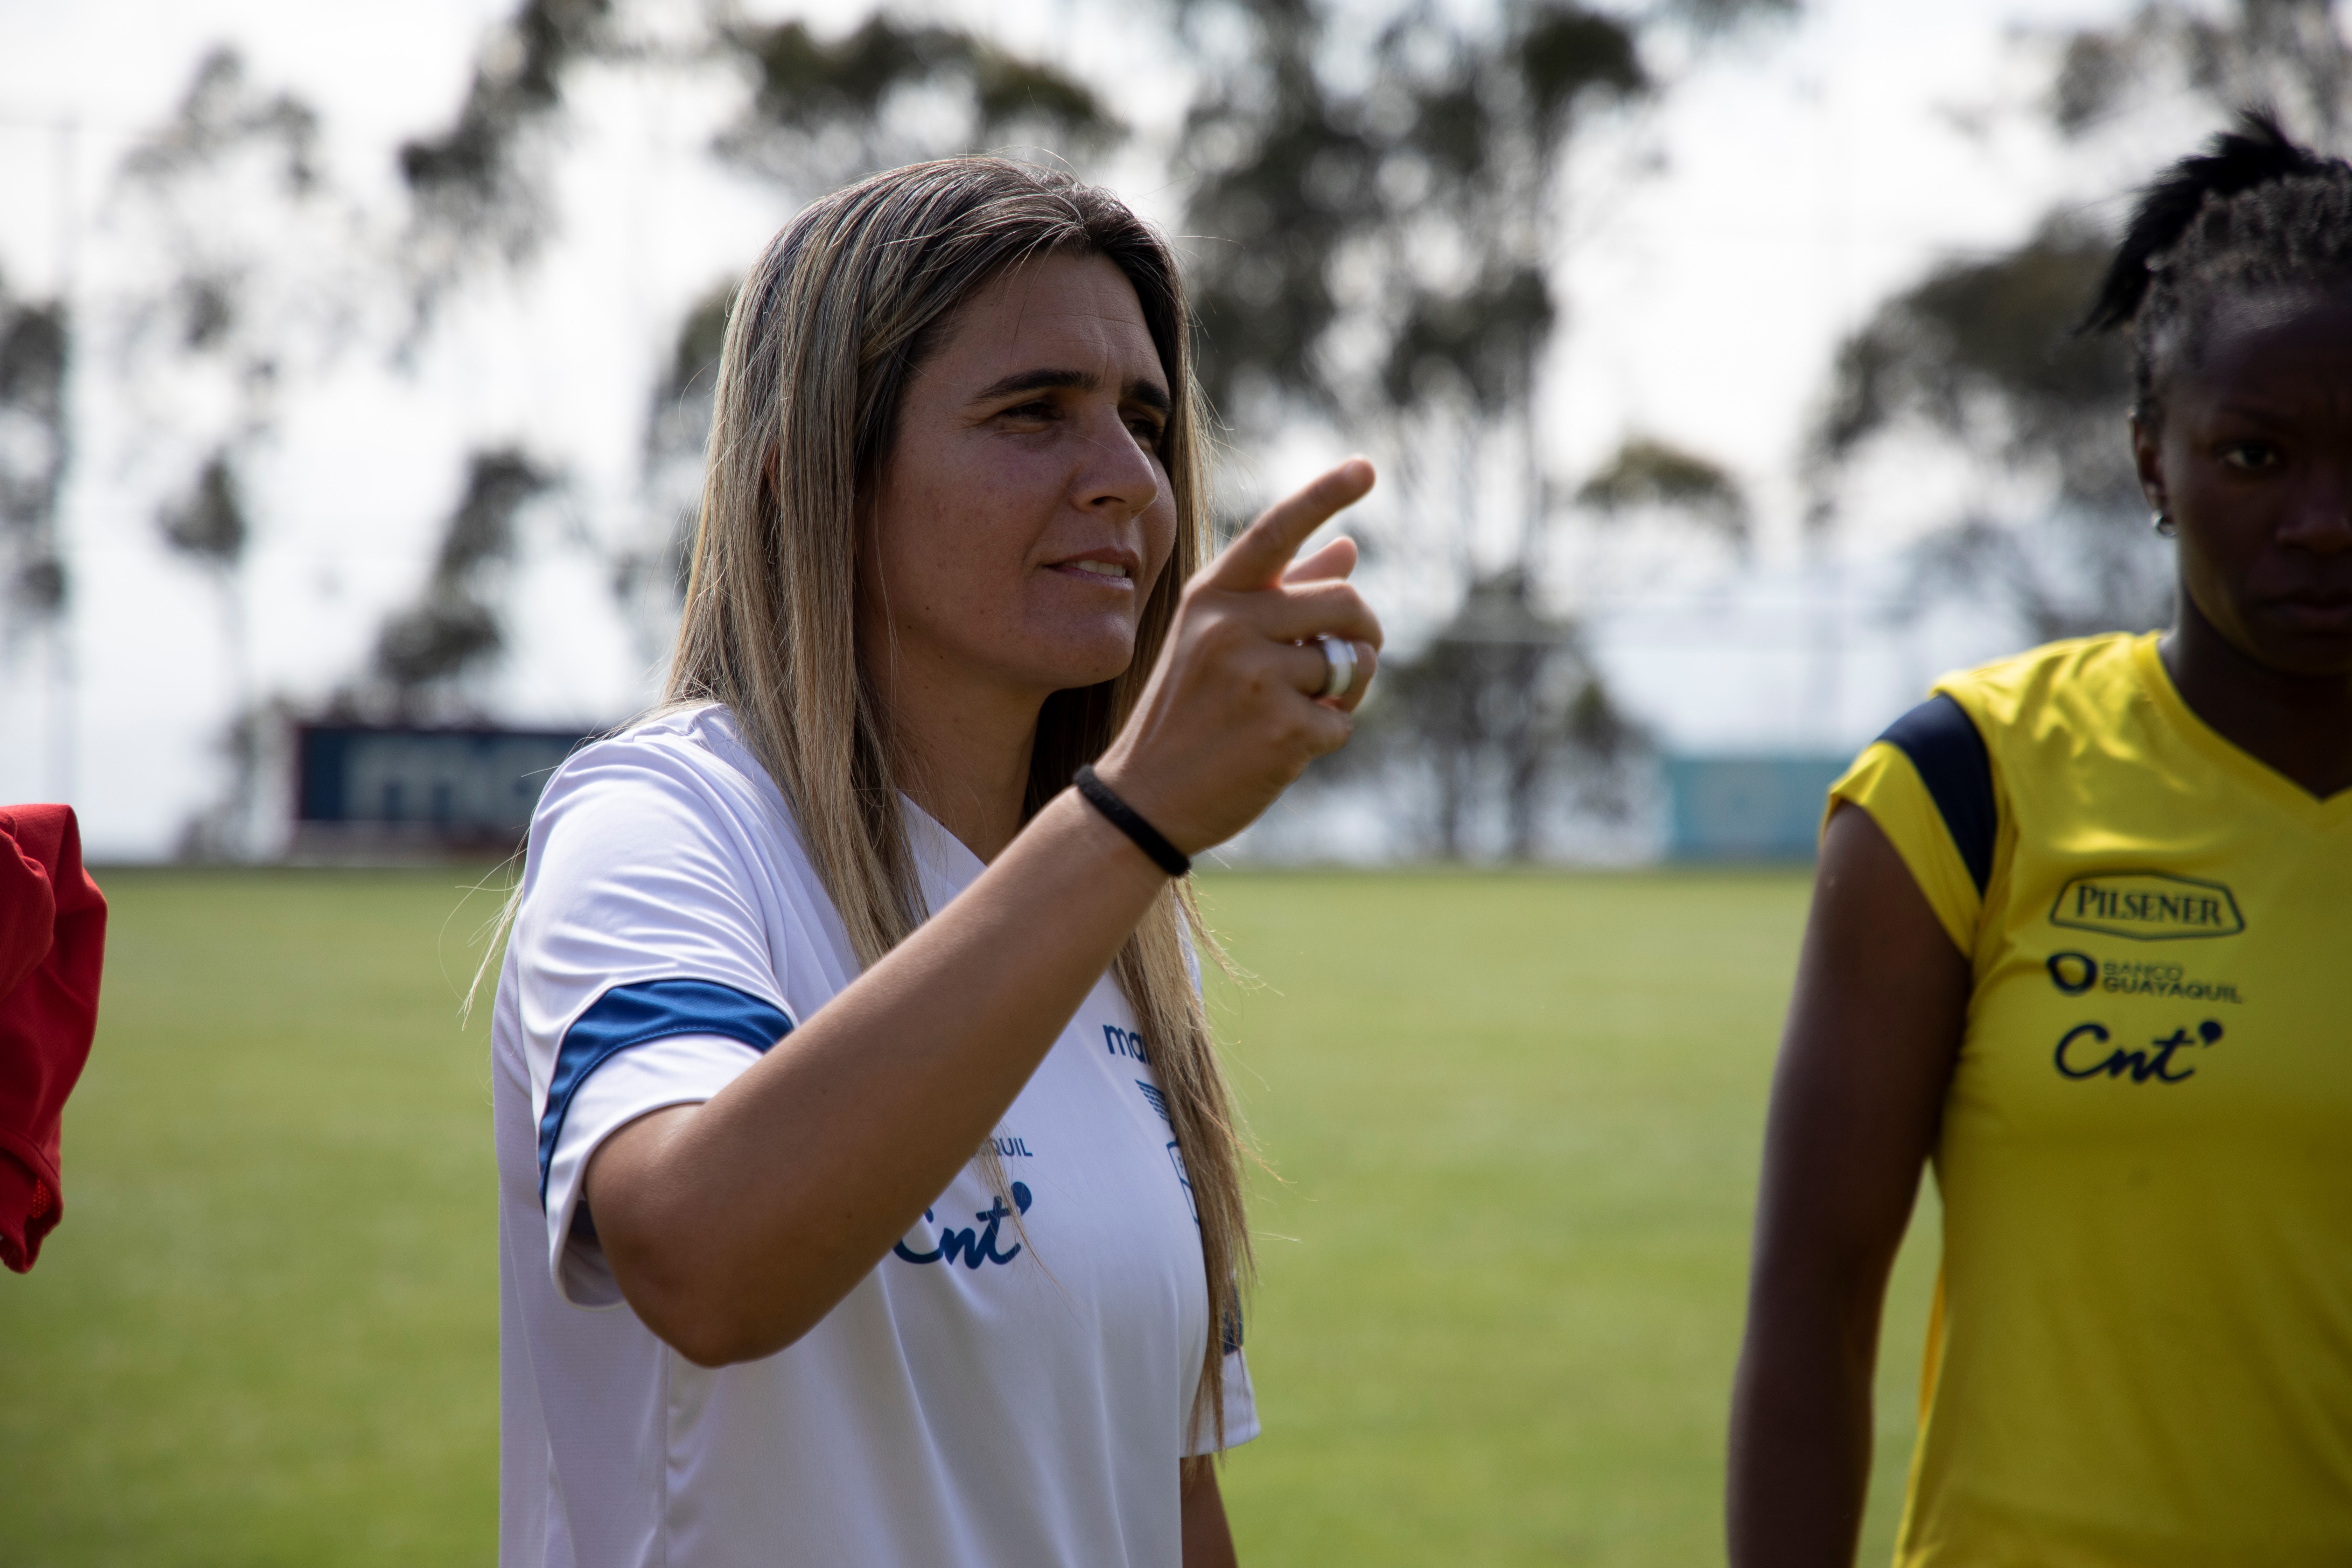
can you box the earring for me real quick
[2151,509,2177,537]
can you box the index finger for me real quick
[1202,458,1375,592]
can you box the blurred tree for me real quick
[116,46,363,857]
[119,47,320,608]
[1177,0,1787,857]
[1811,222,2160,638]
[0,271,72,815]
[96,0,1799,862]
[395,0,1124,663]
[157,452,251,674]
[155,452,255,860]
[1378,568,1645,856]
[2049,0,2346,141]
[715,14,1122,185]
[1578,432,1750,548]
[622,279,734,662]
[1812,0,2349,640]
[624,10,1122,648]
[397,0,1121,326]
[0,277,69,641]
[353,447,558,722]
[397,0,615,329]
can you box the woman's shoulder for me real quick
[530,703,808,876]
[1929,631,2149,739]
[514,707,838,963]
[547,704,782,813]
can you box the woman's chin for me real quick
[1027,647,1138,696]
[1008,621,1139,693]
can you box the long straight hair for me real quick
[666,157,1250,1454]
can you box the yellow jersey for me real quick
[1827,631,2352,1567]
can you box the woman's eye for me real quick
[2221,440,2282,471]
[1128,416,1164,448]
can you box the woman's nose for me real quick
[1075,409,1160,517]
[2282,467,2352,554]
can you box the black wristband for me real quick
[1072,765,1191,878]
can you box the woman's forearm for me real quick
[1727,1267,1884,1567]
[587,788,1168,1364]
[1727,804,1969,1566]
[588,462,1382,1365]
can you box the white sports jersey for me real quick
[493,704,1256,1568]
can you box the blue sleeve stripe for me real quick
[536,978,793,1208]
[1876,693,1997,896]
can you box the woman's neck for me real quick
[866,650,1041,863]
[2160,596,2352,799]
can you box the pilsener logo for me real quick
[2050,872,2245,941]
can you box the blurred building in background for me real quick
[292,723,592,860]
[1663,754,1848,861]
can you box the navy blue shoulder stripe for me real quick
[1875,693,1996,896]
[537,978,793,1208]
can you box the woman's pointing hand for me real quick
[1093,458,1385,857]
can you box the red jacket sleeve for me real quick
[0,804,107,1273]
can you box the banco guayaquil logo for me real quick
[2049,872,2245,941]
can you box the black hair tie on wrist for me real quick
[1073,765,1191,878]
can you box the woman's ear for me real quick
[2130,412,2168,516]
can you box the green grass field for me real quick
[0,867,1941,1566]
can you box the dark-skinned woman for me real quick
[1728,113,2352,1568]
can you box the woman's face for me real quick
[2137,287,2352,677]
[861,251,1179,708]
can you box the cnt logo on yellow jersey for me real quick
[2049,872,2245,941]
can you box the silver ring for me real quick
[1315,635,1354,700]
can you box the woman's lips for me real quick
[1052,558,1133,584]
[2267,595,2352,632]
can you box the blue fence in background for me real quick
[294,728,1852,861]
[1664,754,1850,861]
[297,726,598,845]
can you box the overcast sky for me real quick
[0,0,2197,858]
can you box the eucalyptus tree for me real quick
[626,13,1124,646]
[0,279,68,645]
[1577,434,1750,547]
[356,447,558,721]
[1175,0,1785,857]
[1811,0,2349,642]
[388,1,1123,662]
[395,0,617,333]
[0,271,73,803]
[93,2,1116,851]
[113,46,368,855]
[713,14,1123,184]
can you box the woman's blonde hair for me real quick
[668,156,1250,1455]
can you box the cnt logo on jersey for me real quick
[895,1182,1034,1268]
[2053,1019,2225,1084]
[2050,872,2245,941]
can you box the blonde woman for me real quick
[490,158,1380,1568]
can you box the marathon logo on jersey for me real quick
[2049,872,2245,941]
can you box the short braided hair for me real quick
[2081,109,2352,424]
